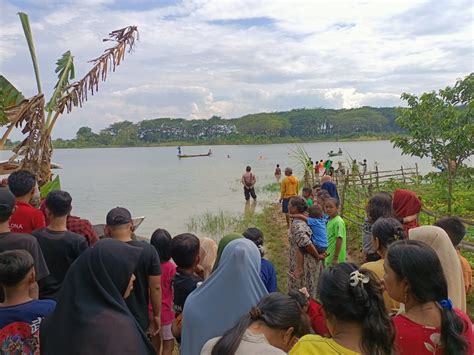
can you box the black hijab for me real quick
[40,238,155,354]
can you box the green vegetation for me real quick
[392,73,474,214]
[29,106,401,149]
[186,204,289,291]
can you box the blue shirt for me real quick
[260,258,277,292]
[307,217,328,249]
[0,299,56,353]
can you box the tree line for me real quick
[50,106,400,148]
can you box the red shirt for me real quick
[9,201,46,234]
[307,299,330,337]
[66,215,99,246]
[393,309,473,354]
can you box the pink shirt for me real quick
[160,261,176,325]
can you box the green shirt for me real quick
[324,215,347,266]
[306,198,314,207]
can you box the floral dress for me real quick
[288,219,322,299]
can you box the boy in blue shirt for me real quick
[0,250,56,353]
[290,204,328,278]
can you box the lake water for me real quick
[0,141,437,237]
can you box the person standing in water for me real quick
[241,166,257,201]
[275,164,282,182]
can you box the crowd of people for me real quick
[0,168,473,354]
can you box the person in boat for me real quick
[241,166,257,201]
[328,150,334,155]
[208,149,212,155]
[338,148,342,154]
[177,146,181,155]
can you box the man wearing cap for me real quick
[104,207,162,336]
[0,187,49,301]
[279,167,299,227]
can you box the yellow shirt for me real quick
[280,175,299,199]
[361,259,400,314]
[290,335,360,354]
[457,250,472,294]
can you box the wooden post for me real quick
[340,173,349,218]
[415,162,419,176]
[375,165,379,187]
[401,166,406,184]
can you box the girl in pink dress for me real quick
[150,229,177,355]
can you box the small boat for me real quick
[327,148,343,157]
[0,159,62,175]
[178,150,212,158]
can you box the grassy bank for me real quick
[187,203,290,291]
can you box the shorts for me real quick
[161,323,174,341]
[282,198,290,213]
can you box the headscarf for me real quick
[181,239,268,355]
[321,181,340,203]
[212,233,243,271]
[40,239,155,355]
[199,237,218,279]
[409,226,466,312]
[393,189,421,234]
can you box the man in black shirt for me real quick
[32,191,87,300]
[0,187,49,302]
[105,207,162,335]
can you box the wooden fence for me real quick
[336,165,474,255]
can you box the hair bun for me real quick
[249,306,263,320]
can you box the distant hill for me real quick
[51,106,401,148]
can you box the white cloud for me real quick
[1,0,472,138]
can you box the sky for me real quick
[0,0,473,139]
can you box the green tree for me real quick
[391,73,474,213]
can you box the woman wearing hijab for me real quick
[320,181,340,204]
[212,233,243,271]
[393,189,421,235]
[410,226,466,312]
[199,238,218,279]
[40,238,156,355]
[181,238,268,355]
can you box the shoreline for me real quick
[8,134,395,150]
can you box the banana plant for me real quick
[0,12,138,185]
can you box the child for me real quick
[150,228,176,355]
[0,250,56,353]
[324,198,347,266]
[243,227,277,292]
[290,204,328,278]
[315,189,330,211]
[170,233,202,343]
[434,217,472,294]
[302,187,314,207]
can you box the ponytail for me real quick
[211,314,253,355]
[319,263,394,355]
[439,301,468,354]
[211,293,304,355]
[387,240,468,355]
[357,269,395,355]
[371,217,406,250]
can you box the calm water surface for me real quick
[0,141,437,237]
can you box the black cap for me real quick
[106,207,132,226]
[0,187,15,214]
